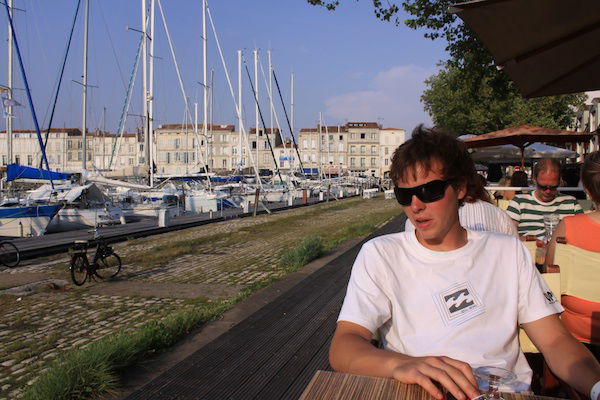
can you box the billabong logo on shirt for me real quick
[444,289,475,313]
[434,282,485,327]
[543,290,557,304]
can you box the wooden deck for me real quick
[125,215,406,400]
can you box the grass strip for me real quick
[278,236,325,272]
[21,285,259,400]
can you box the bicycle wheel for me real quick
[70,255,89,286]
[0,241,20,268]
[95,253,121,279]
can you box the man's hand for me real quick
[390,355,480,400]
[330,321,480,400]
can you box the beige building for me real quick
[379,128,406,178]
[153,124,291,176]
[298,122,406,178]
[0,128,140,173]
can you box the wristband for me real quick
[591,380,600,400]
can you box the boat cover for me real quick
[6,164,72,182]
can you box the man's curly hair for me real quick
[389,125,479,205]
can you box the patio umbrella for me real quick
[450,0,600,98]
[462,124,594,167]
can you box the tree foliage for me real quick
[421,63,585,136]
[306,0,586,134]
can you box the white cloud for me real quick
[324,65,438,131]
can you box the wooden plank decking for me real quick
[125,214,406,400]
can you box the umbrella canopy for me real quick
[459,134,579,162]
[462,124,594,149]
[450,0,600,98]
[462,124,592,166]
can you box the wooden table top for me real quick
[299,371,564,400]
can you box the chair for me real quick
[540,239,600,399]
[497,199,510,210]
[553,242,600,302]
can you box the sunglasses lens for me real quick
[420,180,448,202]
[394,180,448,206]
[394,187,413,206]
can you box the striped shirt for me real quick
[506,192,583,239]
[404,200,518,236]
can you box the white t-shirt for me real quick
[338,230,562,391]
[405,200,518,237]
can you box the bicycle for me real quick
[69,231,122,286]
[0,240,20,268]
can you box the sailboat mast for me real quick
[290,72,294,171]
[141,0,149,184]
[6,0,13,165]
[202,0,208,176]
[81,0,89,175]
[148,0,155,186]
[254,49,259,174]
[237,49,243,172]
[268,50,273,172]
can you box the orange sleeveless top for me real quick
[561,214,600,344]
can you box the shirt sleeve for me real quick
[573,199,583,215]
[499,209,519,236]
[515,240,563,324]
[337,241,392,333]
[505,199,521,223]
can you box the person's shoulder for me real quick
[363,232,407,248]
[555,193,578,203]
[470,230,522,247]
[512,193,534,202]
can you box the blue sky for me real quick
[1,0,448,137]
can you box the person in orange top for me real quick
[545,150,600,360]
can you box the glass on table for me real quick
[471,366,517,400]
[542,214,560,242]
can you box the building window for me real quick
[15,156,20,165]
[67,153,72,161]
[371,133,376,140]
[67,140,73,150]
[371,145,377,154]
[361,145,365,153]
[360,158,365,167]
[350,145,356,154]
[339,135,343,141]
[222,159,227,168]
[384,147,389,155]
[77,140,82,149]
[385,159,389,166]
[303,139,307,149]
[350,133,356,139]
[371,158,376,167]
[350,157,355,166]
[311,140,316,148]
[2,155,6,165]
[339,143,344,152]
[27,155,32,166]
[360,133,366,139]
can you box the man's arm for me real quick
[523,314,600,398]
[329,321,480,400]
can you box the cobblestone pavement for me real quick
[0,196,399,399]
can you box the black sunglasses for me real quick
[537,184,558,191]
[394,180,451,206]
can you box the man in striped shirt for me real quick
[506,159,582,239]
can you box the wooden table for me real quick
[299,370,564,400]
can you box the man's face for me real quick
[397,159,466,250]
[534,169,560,202]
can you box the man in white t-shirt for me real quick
[329,126,600,400]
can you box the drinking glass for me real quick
[543,213,560,243]
[472,366,517,400]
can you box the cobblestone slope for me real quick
[0,196,399,399]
